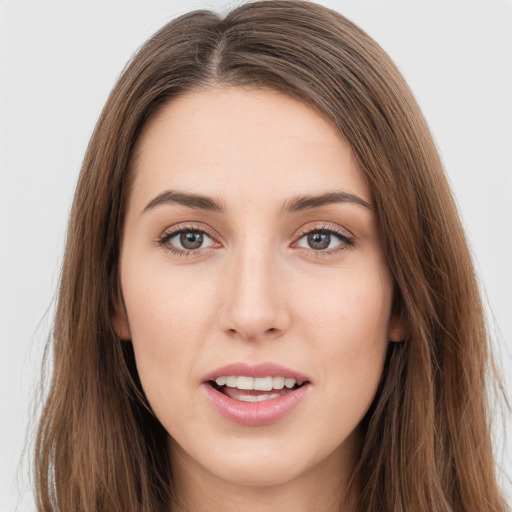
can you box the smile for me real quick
[211,375,305,402]
[202,363,311,425]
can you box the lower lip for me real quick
[202,383,310,426]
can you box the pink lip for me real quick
[201,362,312,426]
[202,362,311,383]
[202,382,310,426]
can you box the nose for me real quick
[218,245,290,342]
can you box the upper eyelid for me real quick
[293,230,353,248]
[294,222,354,240]
[157,226,219,255]
[160,222,217,239]
[158,221,354,246]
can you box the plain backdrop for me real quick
[1,1,511,510]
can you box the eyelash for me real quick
[156,223,355,258]
[292,225,355,257]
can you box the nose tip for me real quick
[222,291,289,341]
[219,254,290,342]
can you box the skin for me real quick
[115,86,401,512]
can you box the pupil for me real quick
[180,231,203,249]
[308,232,330,250]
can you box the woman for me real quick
[34,1,509,511]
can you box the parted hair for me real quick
[35,1,508,511]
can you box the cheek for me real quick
[123,260,219,342]
[294,260,393,341]
[120,265,218,415]
[294,262,392,405]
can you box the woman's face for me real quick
[117,87,399,491]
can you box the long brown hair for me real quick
[35,1,509,510]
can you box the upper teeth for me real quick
[214,376,302,391]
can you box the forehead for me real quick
[128,86,371,211]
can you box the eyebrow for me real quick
[143,190,226,214]
[281,191,373,213]
[142,189,373,215]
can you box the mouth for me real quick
[208,375,308,402]
[202,363,311,425]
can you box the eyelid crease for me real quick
[293,221,354,240]
[158,222,219,241]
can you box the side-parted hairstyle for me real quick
[35,1,508,511]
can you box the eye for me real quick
[294,228,354,252]
[159,228,218,254]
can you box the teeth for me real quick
[272,376,285,389]
[214,375,300,391]
[254,377,273,391]
[236,393,283,402]
[237,376,254,390]
[225,376,237,387]
[215,376,227,386]
[284,378,296,389]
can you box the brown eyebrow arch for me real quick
[143,189,372,216]
[143,190,226,214]
[282,191,373,213]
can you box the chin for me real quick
[206,454,308,488]
[196,432,341,489]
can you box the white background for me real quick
[1,1,511,510]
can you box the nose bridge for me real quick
[220,237,288,340]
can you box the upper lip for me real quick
[202,362,312,383]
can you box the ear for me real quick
[113,309,131,340]
[388,309,409,343]
[112,290,131,340]
[112,277,131,340]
